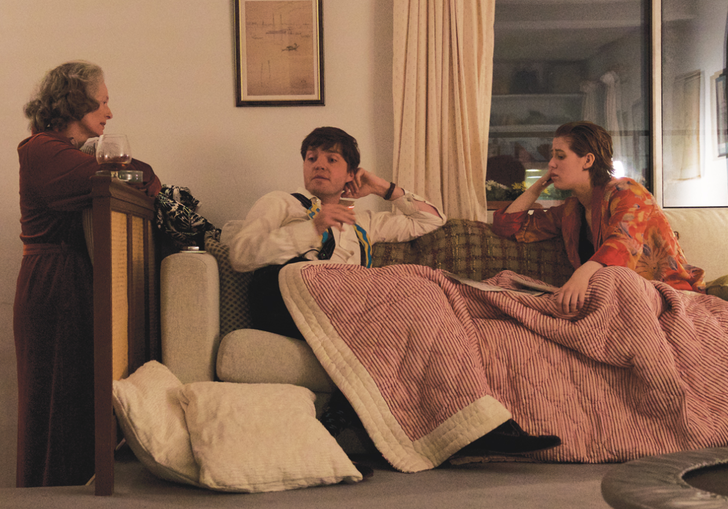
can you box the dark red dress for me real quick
[14,131,160,487]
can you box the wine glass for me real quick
[96,134,132,178]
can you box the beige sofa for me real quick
[160,209,728,419]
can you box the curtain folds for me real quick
[600,71,625,164]
[393,0,495,221]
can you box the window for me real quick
[661,0,728,207]
[488,0,651,202]
[489,0,728,209]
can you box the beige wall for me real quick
[0,0,393,487]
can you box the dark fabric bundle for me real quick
[155,185,219,249]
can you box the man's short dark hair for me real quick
[300,127,360,172]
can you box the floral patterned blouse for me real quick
[491,178,705,292]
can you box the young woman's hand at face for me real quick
[532,170,554,194]
[504,170,553,214]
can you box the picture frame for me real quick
[234,0,324,106]
[716,72,727,156]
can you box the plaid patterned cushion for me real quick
[204,234,253,339]
[206,219,573,337]
[372,219,573,287]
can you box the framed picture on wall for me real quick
[234,0,324,106]
[716,72,727,156]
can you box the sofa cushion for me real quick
[373,219,573,286]
[177,381,362,492]
[217,328,336,393]
[663,208,728,281]
[205,233,254,338]
[707,274,728,301]
[205,221,573,347]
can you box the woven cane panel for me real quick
[131,216,145,299]
[145,220,160,362]
[111,211,129,380]
[130,216,144,257]
[204,236,253,339]
[129,216,145,370]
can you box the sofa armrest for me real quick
[161,251,220,383]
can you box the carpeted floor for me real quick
[0,446,615,508]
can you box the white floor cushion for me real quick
[177,381,362,492]
[112,361,200,486]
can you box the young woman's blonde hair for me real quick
[24,61,104,134]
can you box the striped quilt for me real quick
[279,262,728,472]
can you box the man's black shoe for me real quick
[452,419,561,458]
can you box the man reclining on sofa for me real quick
[219,126,561,459]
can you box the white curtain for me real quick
[580,80,600,125]
[392,0,495,221]
[675,72,702,180]
[600,71,625,164]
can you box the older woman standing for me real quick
[14,61,161,487]
[492,121,704,315]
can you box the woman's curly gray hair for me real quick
[24,61,104,134]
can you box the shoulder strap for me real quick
[291,192,312,209]
[290,193,371,266]
[291,193,334,260]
